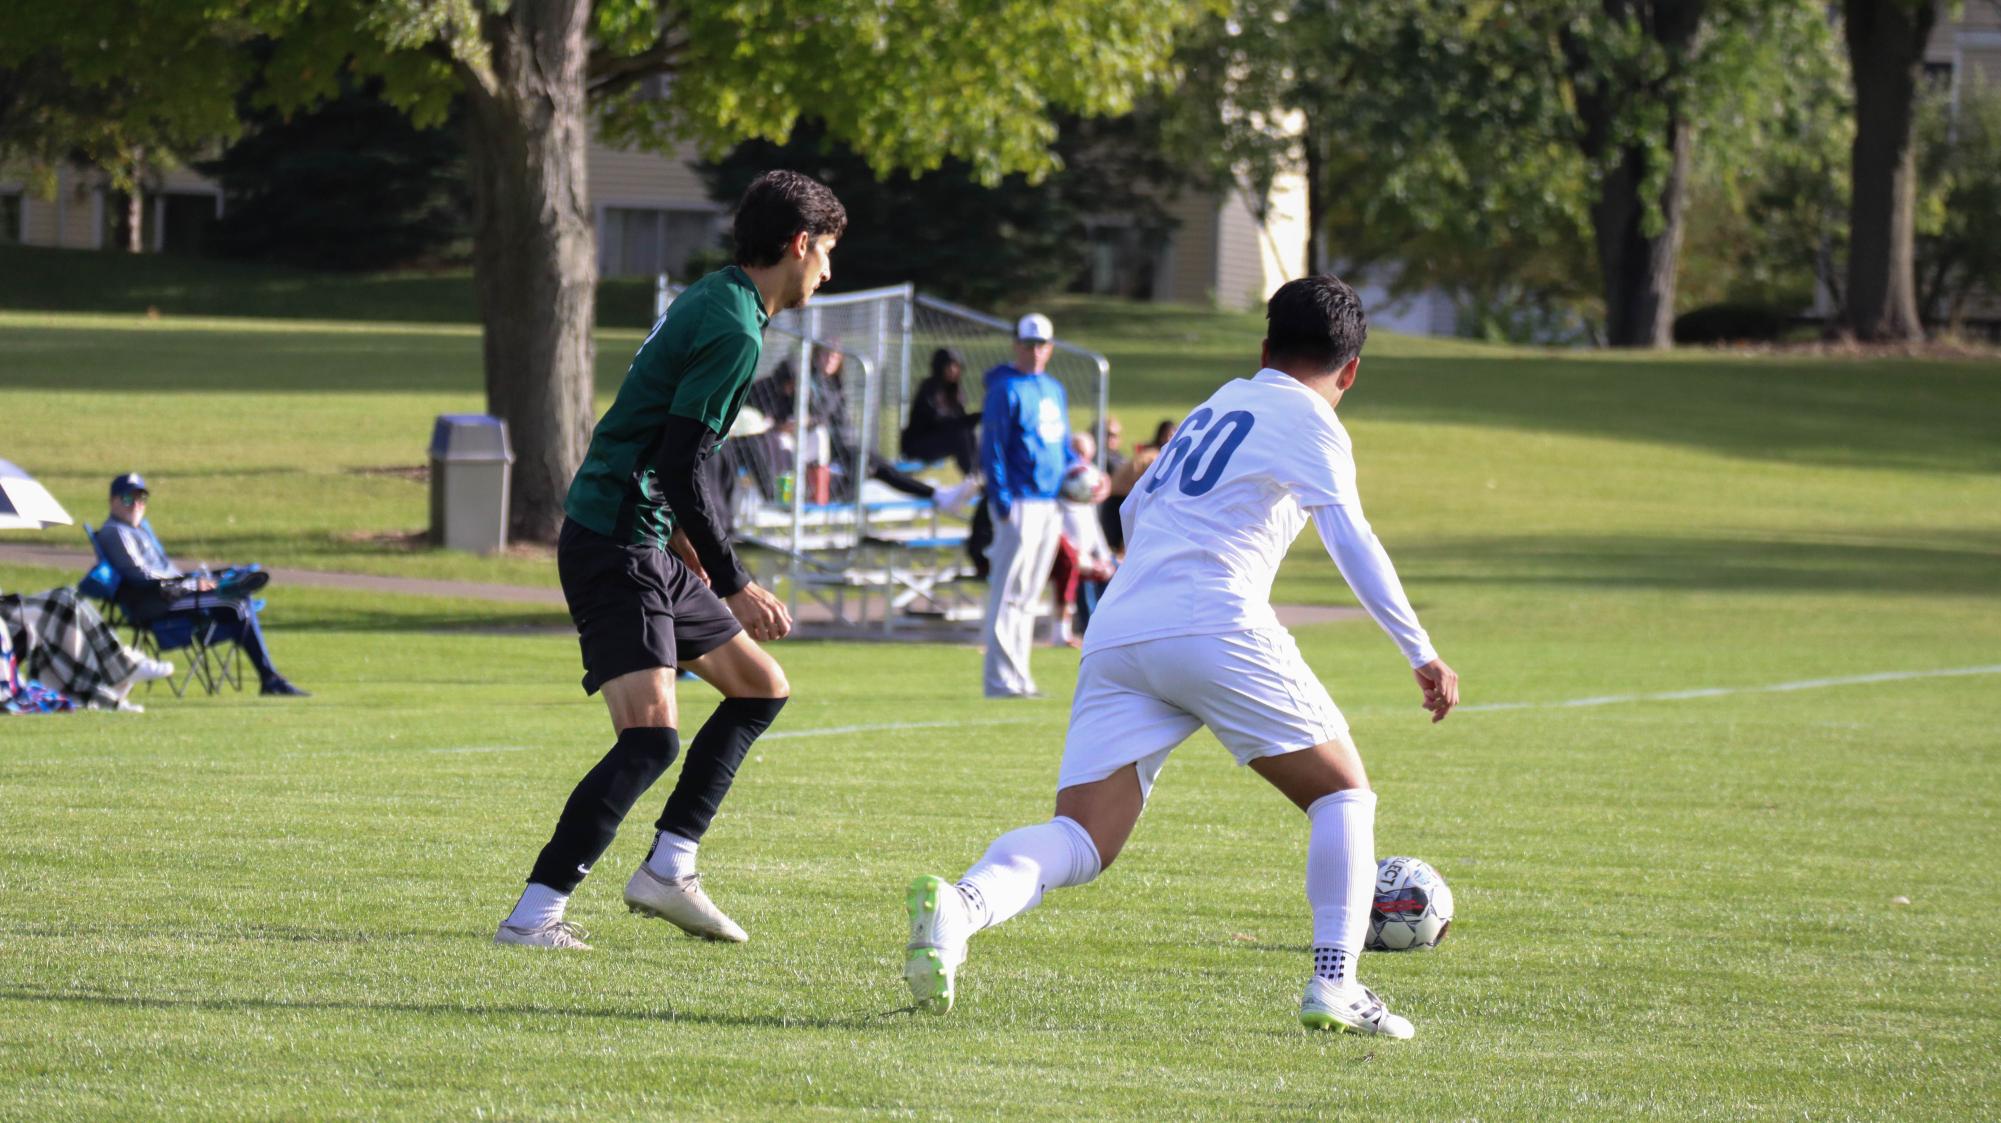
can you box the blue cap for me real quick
[110,472,149,498]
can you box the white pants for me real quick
[982,499,1061,697]
[1060,629,1350,797]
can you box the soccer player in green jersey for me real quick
[496,171,845,949]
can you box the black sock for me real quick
[656,697,787,842]
[527,727,680,893]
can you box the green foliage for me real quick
[699,114,1190,305]
[595,0,1205,184]
[1916,75,2001,328]
[1170,1,1842,342]
[0,4,256,195]
[200,78,471,271]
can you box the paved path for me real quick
[0,543,1362,631]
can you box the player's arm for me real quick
[650,417,750,596]
[660,327,790,640]
[1308,503,1457,722]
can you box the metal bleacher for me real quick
[656,277,1110,637]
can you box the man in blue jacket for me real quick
[978,313,1076,698]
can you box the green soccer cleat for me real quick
[904,874,970,1014]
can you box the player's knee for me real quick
[742,658,788,699]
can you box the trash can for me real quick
[428,414,514,554]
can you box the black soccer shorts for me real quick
[556,517,742,694]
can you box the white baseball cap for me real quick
[1015,313,1053,343]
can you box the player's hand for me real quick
[725,581,792,643]
[1413,659,1458,723]
[668,529,709,586]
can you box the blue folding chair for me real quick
[79,523,245,697]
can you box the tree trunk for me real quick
[1303,117,1324,274]
[463,1,597,544]
[123,148,146,253]
[1589,118,1691,348]
[123,188,144,253]
[1564,0,1703,348]
[1844,0,1937,342]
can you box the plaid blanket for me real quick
[1,587,143,711]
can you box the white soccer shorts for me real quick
[1059,629,1350,797]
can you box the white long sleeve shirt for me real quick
[1084,369,1436,667]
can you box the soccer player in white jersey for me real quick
[901,274,1458,1037]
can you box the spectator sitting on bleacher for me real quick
[93,473,309,697]
[749,351,976,509]
[902,347,982,475]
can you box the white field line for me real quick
[760,717,1035,741]
[1459,664,2001,714]
[424,717,1036,754]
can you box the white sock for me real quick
[1306,788,1378,985]
[955,815,1102,931]
[505,883,569,930]
[643,830,699,879]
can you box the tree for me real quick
[282,1,1202,541]
[1168,0,1834,346]
[201,76,471,271]
[1914,76,2001,330]
[0,6,248,253]
[5,1,1198,540]
[1842,0,1940,341]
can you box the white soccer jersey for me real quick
[1083,368,1435,667]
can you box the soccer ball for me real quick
[1366,856,1454,951]
[1059,463,1104,503]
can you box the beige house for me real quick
[1931,3,2001,96]
[0,162,224,254]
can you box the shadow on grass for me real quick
[1396,530,2001,597]
[0,984,904,1032]
[0,245,660,330]
[1355,354,2001,476]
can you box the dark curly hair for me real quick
[733,170,848,267]
[1265,274,1368,373]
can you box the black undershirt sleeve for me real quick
[650,413,753,598]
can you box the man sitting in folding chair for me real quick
[93,472,309,698]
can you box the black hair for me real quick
[1265,274,1367,372]
[733,170,848,267]
[929,347,965,380]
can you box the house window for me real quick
[600,206,717,279]
[0,191,20,245]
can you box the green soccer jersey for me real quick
[563,266,770,548]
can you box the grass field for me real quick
[2,252,2000,1119]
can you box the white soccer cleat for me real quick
[624,866,749,942]
[493,919,592,950]
[904,874,971,1014]
[1299,978,1415,1039]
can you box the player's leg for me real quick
[499,523,685,950]
[1205,631,1411,1037]
[497,668,682,950]
[623,606,787,942]
[905,643,1195,1012]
